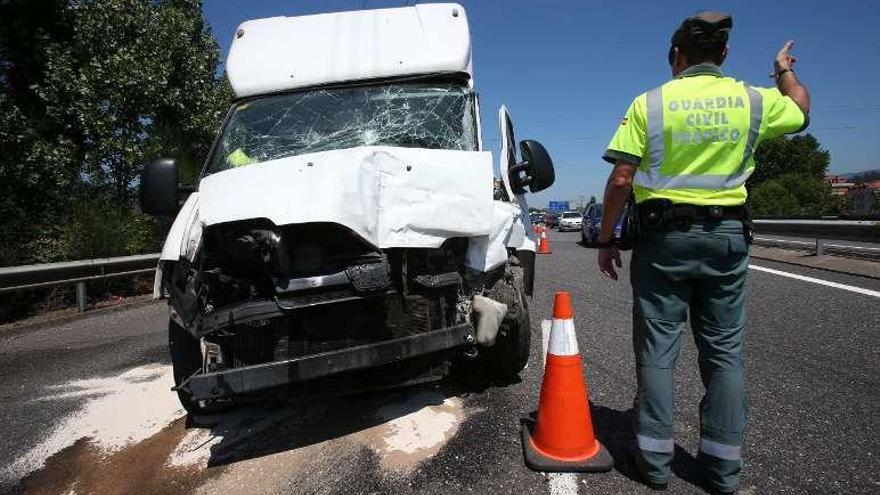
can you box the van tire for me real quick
[480,265,531,379]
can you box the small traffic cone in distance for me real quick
[521,292,613,472]
[537,229,551,254]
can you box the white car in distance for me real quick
[557,211,583,232]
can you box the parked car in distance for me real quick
[543,212,559,229]
[580,203,628,247]
[557,210,583,232]
[529,212,543,224]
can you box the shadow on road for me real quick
[180,374,522,470]
[591,404,707,492]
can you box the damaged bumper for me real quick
[182,322,474,401]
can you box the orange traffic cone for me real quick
[521,292,612,472]
[537,229,551,254]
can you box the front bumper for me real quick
[183,322,475,401]
[559,223,581,231]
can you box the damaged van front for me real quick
[139,3,554,413]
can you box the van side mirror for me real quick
[139,158,181,217]
[510,140,555,193]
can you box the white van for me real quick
[140,3,554,412]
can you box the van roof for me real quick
[226,3,473,98]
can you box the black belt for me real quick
[635,200,746,226]
[632,199,753,243]
[672,204,745,221]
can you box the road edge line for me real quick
[750,252,880,281]
[749,264,880,299]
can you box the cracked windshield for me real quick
[208,82,477,173]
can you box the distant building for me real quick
[847,181,880,215]
[824,174,855,197]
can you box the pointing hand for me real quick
[773,40,797,76]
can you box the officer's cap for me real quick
[671,11,732,48]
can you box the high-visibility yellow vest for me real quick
[603,64,807,206]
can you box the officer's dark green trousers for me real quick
[630,219,748,492]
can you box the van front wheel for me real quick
[480,265,531,378]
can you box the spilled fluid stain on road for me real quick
[353,391,465,473]
[4,364,185,484]
[6,364,471,494]
[17,419,214,495]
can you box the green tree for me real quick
[0,0,231,266]
[37,0,231,199]
[750,134,830,187]
[750,179,798,216]
[750,173,832,216]
[748,133,837,216]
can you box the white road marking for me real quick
[548,473,580,495]
[749,264,880,299]
[541,319,551,368]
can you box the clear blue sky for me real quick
[203,0,880,208]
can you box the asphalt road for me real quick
[1,231,878,494]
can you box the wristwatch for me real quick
[774,68,793,80]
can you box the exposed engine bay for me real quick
[160,217,530,404]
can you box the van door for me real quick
[497,105,536,295]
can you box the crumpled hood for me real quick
[198,146,494,249]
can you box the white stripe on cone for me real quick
[547,318,579,356]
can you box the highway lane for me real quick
[1,231,878,494]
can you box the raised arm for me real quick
[774,40,810,114]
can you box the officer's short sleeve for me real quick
[602,94,647,165]
[754,86,808,140]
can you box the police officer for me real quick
[596,12,809,493]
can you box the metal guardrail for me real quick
[754,237,880,260]
[0,254,159,312]
[753,219,880,259]
[753,219,880,242]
